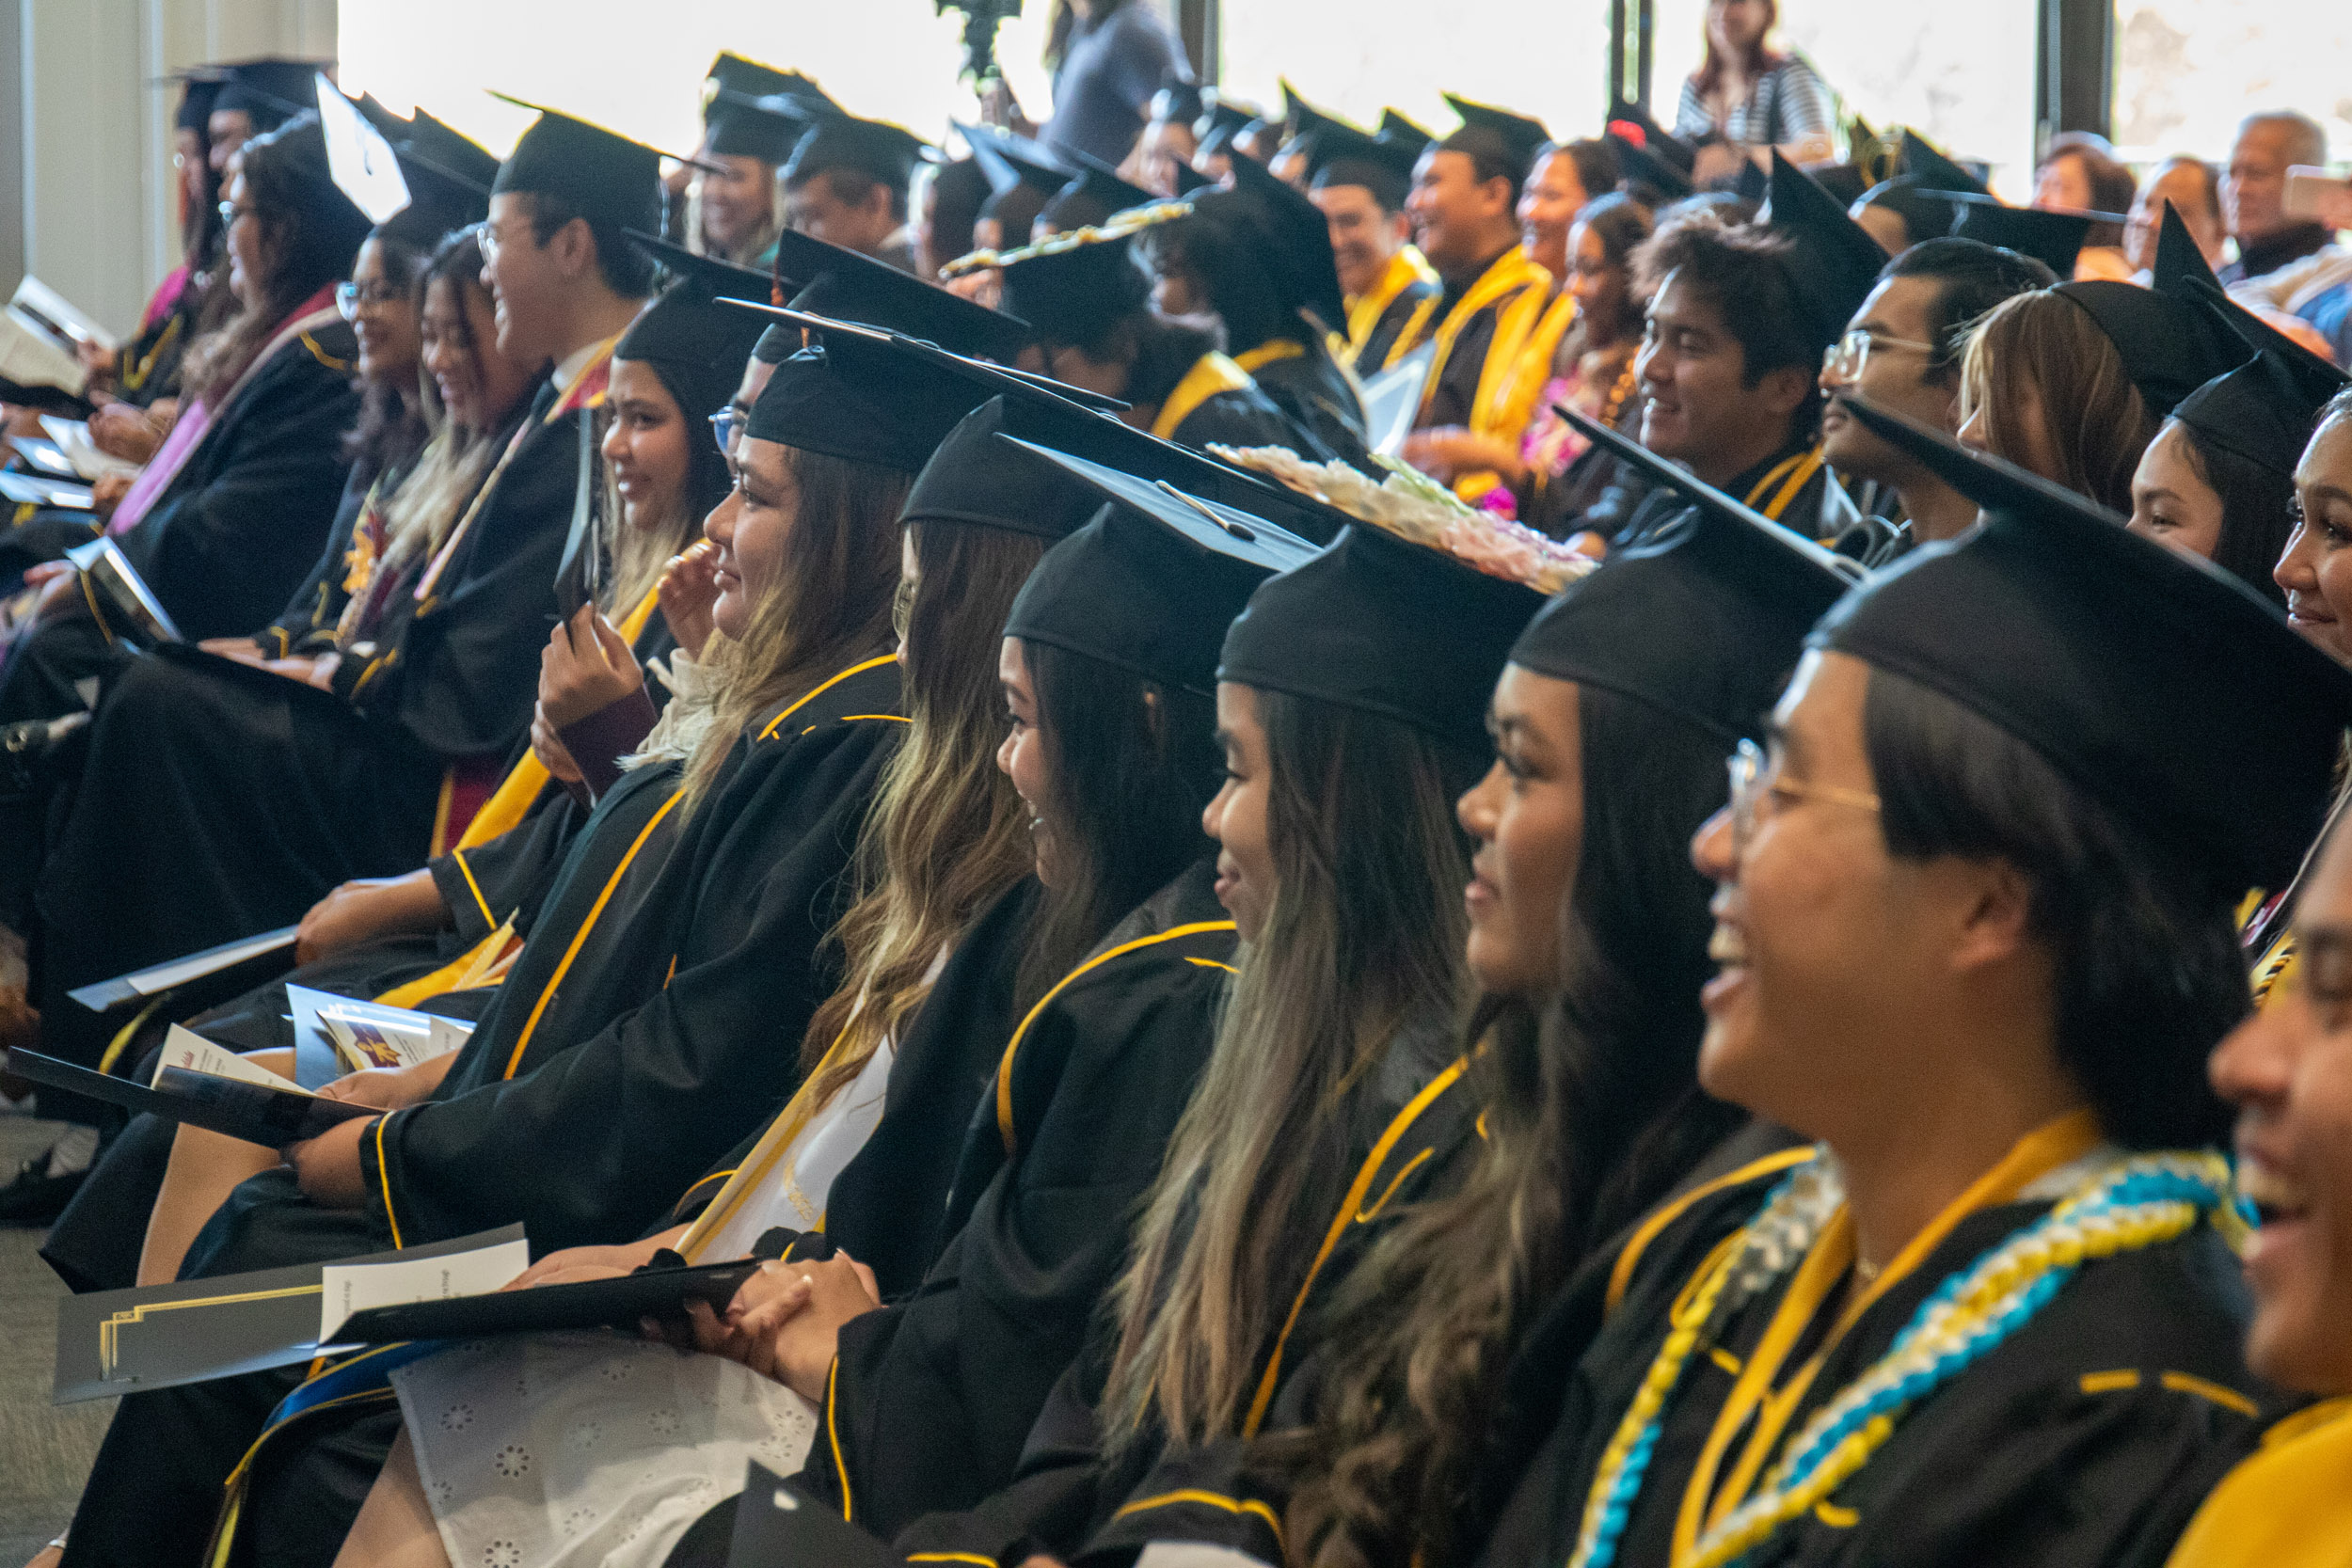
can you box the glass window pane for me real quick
[1650,0,2038,193]
[1217,0,1605,148]
[2114,4,2352,166]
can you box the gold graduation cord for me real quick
[1242,1056,1469,1435]
[1416,248,1554,425]
[675,1017,864,1263]
[1150,353,1256,441]
[1668,1110,2104,1560]
[1452,286,1581,500]
[995,920,1238,1156]
[1232,341,1307,377]
[1745,448,1825,523]
[1605,1147,1820,1318]
[117,312,181,393]
[453,584,662,851]
[1341,246,1442,369]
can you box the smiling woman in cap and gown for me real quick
[1489,403,2352,1568]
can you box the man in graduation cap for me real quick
[1308,119,1441,373]
[200,56,331,175]
[1406,95,1556,439]
[783,112,929,273]
[1585,159,1860,550]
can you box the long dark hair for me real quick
[1276,684,1737,1568]
[797,521,1049,1101]
[682,445,909,816]
[2169,419,2297,610]
[1013,641,1221,1006]
[342,229,437,476]
[183,113,372,405]
[1104,694,1484,1448]
[1863,667,2241,1150]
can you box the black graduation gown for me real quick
[56,657,903,1568]
[22,383,575,1072]
[1158,353,1301,453]
[1242,334,1371,463]
[1356,277,1443,376]
[1486,1153,2285,1568]
[1606,440,1834,552]
[793,860,1237,1539]
[1419,251,1548,435]
[893,1026,1481,1568]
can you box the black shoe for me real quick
[0,1146,87,1227]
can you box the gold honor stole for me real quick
[1340,245,1442,372]
[1151,351,1258,441]
[1454,285,1581,501]
[1417,248,1554,429]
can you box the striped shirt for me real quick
[1674,54,1836,147]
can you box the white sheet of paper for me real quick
[317,1237,531,1342]
[127,928,300,997]
[315,998,468,1072]
[152,1025,303,1091]
[426,1017,475,1058]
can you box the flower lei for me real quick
[1567,1148,2236,1568]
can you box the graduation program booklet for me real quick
[287,985,472,1084]
[7,1045,376,1148]
[62,535,181,644]
[0,277,113,400]
[53,1225,528,1403]
[67,923,300,1013]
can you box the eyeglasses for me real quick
[335,281,405,320]
[708,407,743,458]
[1726,737,1882,858]
[477,216,534,264]
[1820,327,1940,388]
[216,200,256,229]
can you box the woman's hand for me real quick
[87,471,134,519]
[294,873,445,964]
[316,1051,453,1112]
[24,563,87,626]
[655,542,720,661]
[540,606,643,729]
[284,1116,377,1209]
[87,403,162,465]
[508,1232,681,1291]
[1403,427,1523,485]
[199,635,267,662]
[530,705,582,785]
[696,1253,881,1398]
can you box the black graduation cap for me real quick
[1804,163,1870,208]
[1933,192,2108,278]
[1004,449,1320,697]
[214,57,333,130]
[614,279,773,512]
[2150,202,2345,388]
[1039,156,1158,233]
[990,227,1152,347]
[960,123,1077,198]
[740,315,1001,472]
[1607,131,1694,201]
[488,97,669,236]
[782,114,930,195]
[1763,150,1890,347]
[704,93,806,166]
[771,226,1031,360]
[175,72,226,135]
[1898,129,1989,197]
[354,94,411,143]
[1218,152,1349,328]
[399,110,499,199]
[1197,93,1262,142]
[1442,93,1551,179]
[1607,102,1699,174]
[1154,75,1206,129]
[625,230,777,302]
[1307,120,1422,210]
[1833,394,2352,889]
[247,111,374,257]
[702,54,807,122]
[2053,278,2249,419]
[1517,404,1851,742]
[1377,108,1436,155]
[900,398,1110,542]
[1218,519,1544,756]
[1171,161,1214,197]
[1275,85,1360,163]
[1852,176,1958,249]
[1734,155,1770,204]
[2174,345,2352,479]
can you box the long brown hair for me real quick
[1959,289,2158,515]
[796,521,1049,1101]
[1273,686,1739,1568]
[679,444,908,816]
[1103,691,1480,1449]
[1692,0,1786,98]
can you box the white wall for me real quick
[18,0,336,337]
